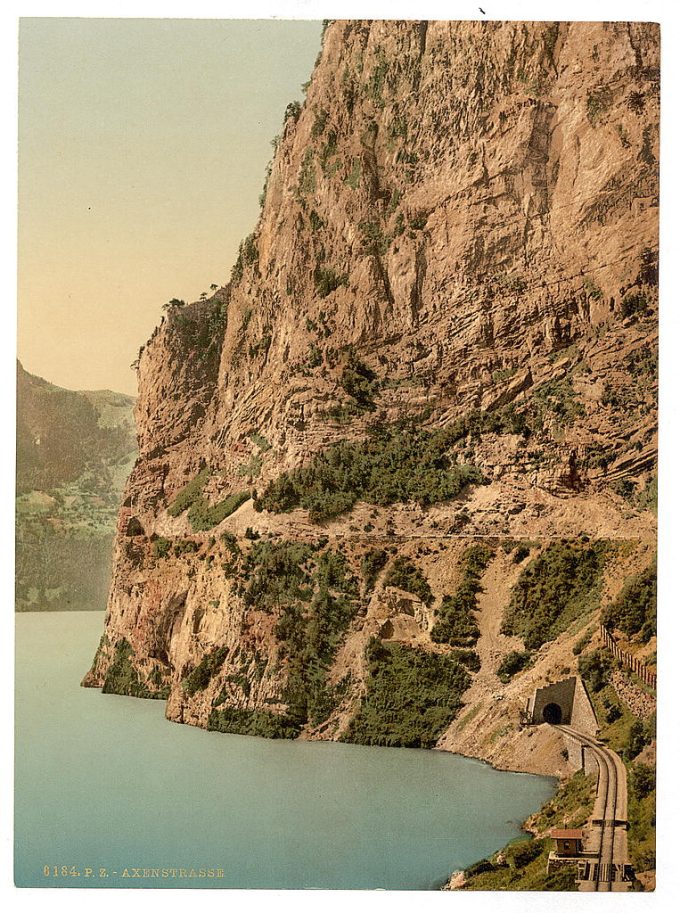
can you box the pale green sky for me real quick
[18,18,322,395]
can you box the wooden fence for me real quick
[600,625,657,690]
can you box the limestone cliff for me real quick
[83,20,658,776]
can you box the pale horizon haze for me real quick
[18,18,322,396]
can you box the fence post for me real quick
[599,626,656,692]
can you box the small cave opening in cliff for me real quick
[542,702,563,724]
[125,516,145,537]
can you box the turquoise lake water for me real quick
[15,611,555,890]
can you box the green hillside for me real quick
[16,362,137,611]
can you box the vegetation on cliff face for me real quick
[213,540,361,733]
[167,469,250,531]
[167,469,211,517]
[252,379,611,526]
[256,422,485,521]
[242,539,316,611]
[628,762,656,874]
[602,561,656,642]
[383,556,433,605]
[102,639,168,699]
[208,706,300,739]
[496,649,532,683]
[167,297,227,372]
[182,646,230,696]
[579,648,656,762]
[338,351,380,410]
[275,547,360,727]
[360,548,389,592]
[431,544,494,647]
[501,540,608,649]
[187,490,250,532]
[577,647,613,694]
[341,638,470,748]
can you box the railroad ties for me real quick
[578,861,635,886]
[555,724,631,893]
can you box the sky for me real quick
[18,18,322,395]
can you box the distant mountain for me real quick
[16,361,137,611]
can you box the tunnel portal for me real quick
[542,702,563,724]
[524,675,599,735]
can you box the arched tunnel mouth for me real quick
[542,702,563,724]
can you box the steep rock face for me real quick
[84,21,658,772]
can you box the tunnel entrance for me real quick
[526,676,598,732]
[542,702,563,724]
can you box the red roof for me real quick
[551,829,584,839]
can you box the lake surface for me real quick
[15,612,555,890]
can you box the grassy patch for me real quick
[431,544,494,647]
[572,626,595,656]
[584,275,603,300]
[628,764,656,873]
[496,650,532,683]
[492,366,517,384]
[532,769,595,831]
[361,548,388,592]
[345,158,361,189]
[241,540,361,728]
[242,540,316,612]
[452,649,481,672]
[256,422,485,522]
[208,707,301,739]
[314,266,348,298]
[167,469,211,517]
[249,431,272,452]
[320,401,366,424]
[341,639,469,748]
[621,291,651,320]
[602,561,656,641]
[152,536,172,559]
[102,639,168,699]
[586,85,613,125]
[237,453,263,480]
[187,490,250,532]
[297,148,316,197]
[307,343,323,368]
[638,475,657,514]
[339,353,379,409]
[383,556,433,605]
[531,378,585,428]
[172,538,200,557]
[460,841,576,890]
[366,51,388,107]
[457,702,482,729]
[182,646,229,696]
[501,540,608,649]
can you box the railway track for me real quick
[555,725,630,892]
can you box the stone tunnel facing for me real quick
[525,676,599,735]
